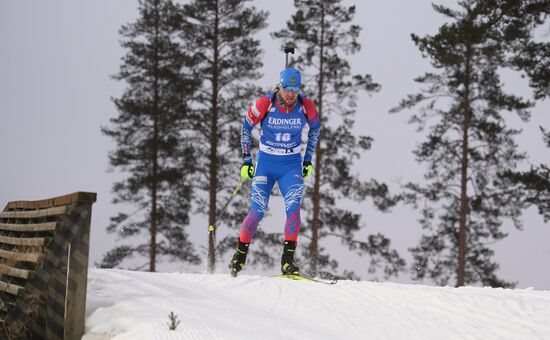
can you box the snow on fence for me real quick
[0,192,96,340]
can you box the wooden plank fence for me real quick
[0,192,96,340]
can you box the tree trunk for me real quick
[457,43,472,287]
[310,2,325,277]
[151,110,159,273]
[150,3,160,273]
[208,0,220,273]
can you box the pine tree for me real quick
[391,0,538,287]
[504,0,550,100]
[500,2,550,222]
[101,0,200,271]
[271,0,404,279]
[503,129,550,221]
[178,0,268,272]
[528,128,550,220]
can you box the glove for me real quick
[241,161,255,180]
[303,161,313,178]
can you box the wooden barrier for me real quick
[0,192,96,339]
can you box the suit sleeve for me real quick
[302,98,320,163]
[241,97,271,163]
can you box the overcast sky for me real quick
[1,1,549,289]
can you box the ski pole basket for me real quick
[0,192,96,339]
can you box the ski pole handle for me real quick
[284,44,295,68]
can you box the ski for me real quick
[273,274,338,285]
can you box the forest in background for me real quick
[100,0,550,288]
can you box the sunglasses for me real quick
[282,86,300,93]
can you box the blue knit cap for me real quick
[279,68,301,92]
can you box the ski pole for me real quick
[284,43,295,68]
[208,178,245,233]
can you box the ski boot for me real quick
[281,240,300,275]
[228,241,249,277]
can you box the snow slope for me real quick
[83,269,550,340]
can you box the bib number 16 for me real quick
[275,133,291,142]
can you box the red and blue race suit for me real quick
[239,91,320,243]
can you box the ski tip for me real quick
[274,274,338,285]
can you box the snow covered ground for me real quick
[83,269,550,340]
